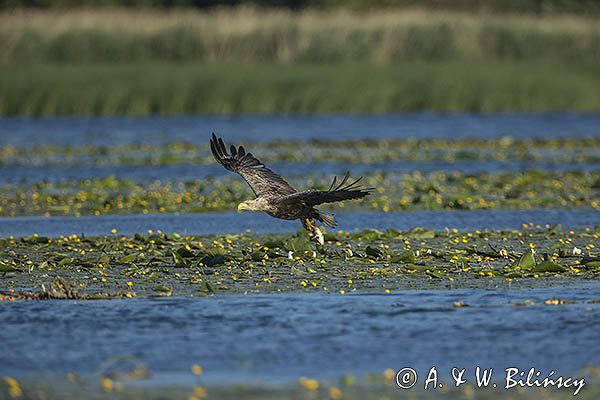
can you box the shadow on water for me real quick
[0,283,598,385]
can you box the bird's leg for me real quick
[302,218,325,248]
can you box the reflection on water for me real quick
[0,209,596,237]
[0,284,598,385]
[1,113,599,147]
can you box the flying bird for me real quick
[210,133,373,245]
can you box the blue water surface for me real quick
[0,284,598,385]
[1,113,599,147]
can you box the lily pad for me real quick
[170,250,189,267]
[285,235,312,253]
[0,263,18,272]
[584,261,600,268]
[407,227,436,240]
[534,261,564,272]
[365,246,384,259]
[118,253,138,264]
[510,249,536,270]
[199,254,225,268]
[389,250,416,263]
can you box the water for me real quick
[1,160,598,185]
[1,113,597,187]
[0,284,598,385]
[1,113,598,392]
[1,113,599,147]
[0,209,597,238]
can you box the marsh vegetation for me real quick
[1,7,599,114]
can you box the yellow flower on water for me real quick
[191,364,203,376]
[329,386,342,399]
[127,281,133,287]
[192,386,206,398]
[383,368,395,382]
[339,289,345,295]
[111,228,117,234]
[100,377,113,392]
[298,377,319,391]
[4,377,22,398]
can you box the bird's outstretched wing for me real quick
[210,133,296,197]
[280,172,373,206]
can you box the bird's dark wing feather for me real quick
[210,133,295,197]
[279,172,373,206]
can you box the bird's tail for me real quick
[315,211,337,228]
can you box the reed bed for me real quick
[1,7,599,114]
[1,61,599,115]
[1,7,599,64]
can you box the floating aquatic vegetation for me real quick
[1,138,599,167]
[1,225,598,297]
[0,169,597,217]
[0,276,133,301]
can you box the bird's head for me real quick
[237,200,258,212]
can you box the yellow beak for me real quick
[237,203,248,212]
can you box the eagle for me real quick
[210,133,373,245]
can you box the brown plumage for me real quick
[210,133,373,242]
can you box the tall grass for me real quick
[1,61,599,115]
[0,7,599,64]
[1,7,599,115]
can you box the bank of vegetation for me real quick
[0,7,599,114]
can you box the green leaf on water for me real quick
[427,269,446,279]
[200,281,215,293]
[176,246,195,258]
[285,235,312,254]
[97,254,110,264]
[357,229,383,241]
[262,240,285,249]
[148,234,165,245]
[170,250,189,267]
[365,246,384,258]
[154,285,172,292]
[511,249,535,270]
[58,257,74,266]
[167,232,182,240]
[199,255,225,268]
[407,227,436,240]
[323,233,339,242]
[118,253,137,264]
[389,250,416,264]
[534,261,565,272]
[584,261,600,268]
[405,264,431,272]
[251,250,265,261]
[0,263,18,272]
